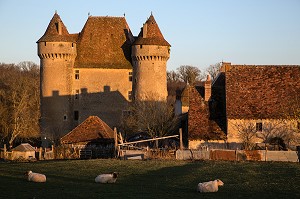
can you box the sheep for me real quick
[95,172,118,183]
[25,171,46,183]
[197,179,224,193]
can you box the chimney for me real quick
[220,62,231,72]
[204,75,211,101]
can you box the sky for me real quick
[0,0,299,71]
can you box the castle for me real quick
[37,12,170,140]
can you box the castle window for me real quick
[75,89,80,99]
[74,111,79,121]
[44,42,47,46]
[75,70,80,80]
[128,91,132,101]
[256,122,262,132]
[129,72,133,82]
[63,115,67,121]
[72,43,74,48]
[140,45,143,49]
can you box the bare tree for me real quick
[177,65,204,85]
[167,70,180,83]
[206,63,221,81]
[230,120,257,150]
[0,62,40,147]
[121,100,178,139]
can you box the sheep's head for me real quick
[216,179,224,186]
[24,171,32,176]
[112,172,118,179]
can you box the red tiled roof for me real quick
[133,14,170,46]
[74,16,133,69]
[226,65,300,119]
[60,116,114,144]
[37,13,77,43]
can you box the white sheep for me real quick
[197,179,224,193]
[95,172,118,183]
[25,171,46,183]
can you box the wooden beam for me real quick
[118,135,179,146]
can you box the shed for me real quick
[11,143,36,160]
[60,116,115,158]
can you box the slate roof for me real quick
[226,65,300,119]
[133,14,170,46]
[74,16,133,69]
[37,13,78,43]
[12,143,36,152]
[60,116,114,144]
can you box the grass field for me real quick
[0,159,300,199]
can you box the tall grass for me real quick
[0,159,299,199]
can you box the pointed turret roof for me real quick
[60,116,114,144]
[37,12,78,43]
[133,14,170,46]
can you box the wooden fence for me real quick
[176,149,300,162]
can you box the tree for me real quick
[206,63,221,81]
[121,100,178,139]
[177,65,204,85]
[230,120,257,150]
[0,62,40,147]
[167,70,180,83]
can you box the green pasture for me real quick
[0,159,299,199]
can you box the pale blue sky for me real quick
[0,0,299,71]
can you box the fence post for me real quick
[179,128,183,150]
[39,147,43,160]
[114,127,118,158]
[265,147,268,161]
[3,144,7,159]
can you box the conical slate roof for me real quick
[37,12,78,42]
[60,116,114,144]
[133,14,170,46]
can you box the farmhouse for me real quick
[186,62,300,149]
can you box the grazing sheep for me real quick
[25,171,46,183]
[197,179,224,193]
[95,172,118,183]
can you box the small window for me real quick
[75,70,79,80]
[256,122,262,132]
[128,91,132,101]
[44,42,47,46]
[63,115,67,121]
[297,121,300,130]
[129,72,133,82]
[74,111,79,121]
[72,43,74,47]
[75,89,80,99]
[140,45,143,49]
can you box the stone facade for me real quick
[37,12,170,140]
[186,62,300,149]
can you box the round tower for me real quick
[37,12,77,141]
[131,14,171,101]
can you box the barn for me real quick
[60,116,115,159]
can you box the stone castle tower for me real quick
[37,13,77,137]
[37,12,170,140]
[131,14,170,101]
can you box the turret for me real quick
[131,14,171,101]
[37,12,77,141]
